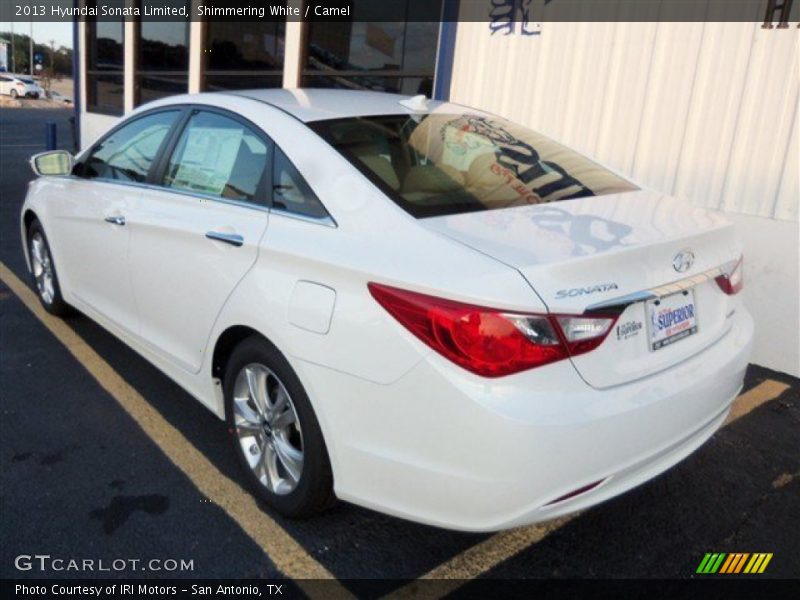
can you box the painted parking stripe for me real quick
[0,262,353,597]
[724,380,789,425]
[388,378,790,597]
[389,515,572,594]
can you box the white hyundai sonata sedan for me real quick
[21,89,753,531]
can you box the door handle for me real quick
[104,215,126,226]
[205,231,244,247]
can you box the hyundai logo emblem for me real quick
[673,250,695,273]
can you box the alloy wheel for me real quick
[30,232,55,304]
[232,363,304,495]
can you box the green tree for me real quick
[0,31,73,77]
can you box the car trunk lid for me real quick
[421,190,742,388]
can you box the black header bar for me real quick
[1,0,798,23]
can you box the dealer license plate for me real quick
[646,290,698,351]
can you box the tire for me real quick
[10,89,18,99]
[27,219,71,316]
[224,335,334,517]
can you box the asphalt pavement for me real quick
[1,107,798,589]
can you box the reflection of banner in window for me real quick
[441,126,495,171]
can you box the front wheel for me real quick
[224,336,334,517]
[10,89,18,99]
[27,220,71,316]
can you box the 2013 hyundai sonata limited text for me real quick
[20,90,753,531]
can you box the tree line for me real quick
[1,32,73,77]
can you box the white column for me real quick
[188,0,204,93]
[282,1,305,88]
[78,19,88,115]
[123,15,135,112]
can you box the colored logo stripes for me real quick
[696,552,773,574]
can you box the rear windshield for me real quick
[311,113,637,218]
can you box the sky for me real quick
[0,22,73,49]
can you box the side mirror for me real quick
[30,150,74,177]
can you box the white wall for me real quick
[450,19,799,376]
[729,214,800,376]
[80,113,119,150]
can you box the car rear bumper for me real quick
[298,306,754,531]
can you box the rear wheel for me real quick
[224,336,334,517]
[27,220,71,316]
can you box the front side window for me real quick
[311,113,638,218]
[162,111,269,204]
[80,110,179,182]
[272,148,329,219]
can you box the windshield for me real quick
[311,113,638,218]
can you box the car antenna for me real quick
[398,95,429,112]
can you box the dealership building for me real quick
[72,1,799,376]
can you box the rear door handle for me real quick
[104,215,126,226]
[205,231,244,247]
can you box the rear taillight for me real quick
[715,255,743,295]
[368,283,617,377]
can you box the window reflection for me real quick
[86,0,125,115]
[136,1,189,105]
[203,21,286,91]
[303,0,441,95]
[80,111,179,182]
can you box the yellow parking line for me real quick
[724,380,789,425]
[386,516,573,600]
[772,471,797,489]
[387,378,791,597]
[0,262,352,598]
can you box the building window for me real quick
[203,21,286,91]
[303,0,442,96]
[136,0,189,106]
[85,0,125,115]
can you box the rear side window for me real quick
[272,147,329,219]
[311,113,638,218]
[162,110,269,205]
[81,110,179,182]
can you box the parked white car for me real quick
[0,73,43,98]
[20,90,752,531]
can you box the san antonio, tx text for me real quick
[16,584,284,596]
[51,2,351,18]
